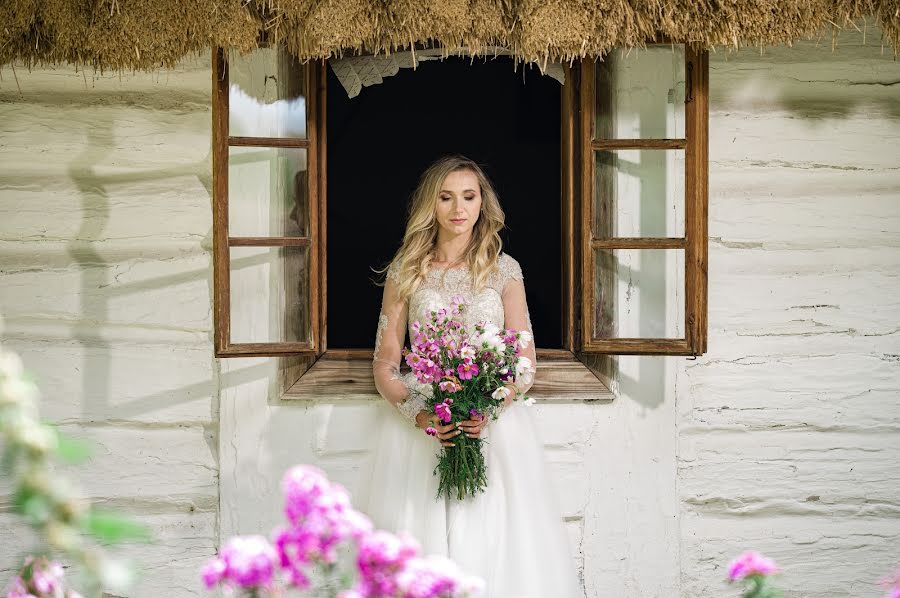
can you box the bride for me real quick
[360,155,581,597]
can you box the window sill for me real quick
[282,351,615,403]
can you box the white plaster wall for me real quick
[0,59,218,594]
[0,26,897,598]
[679,31,900,596]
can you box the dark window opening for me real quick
[326,56,562,349]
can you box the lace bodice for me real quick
[400,254,528,335]
[372,253,536,421]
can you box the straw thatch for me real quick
[1,0,898,71]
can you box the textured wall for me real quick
[679,31,900,596]
[0,26,898,598]
[0,59,218,594]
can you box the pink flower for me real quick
[356,531,420,597]
[395,555,483,598]
[281,465,331,524]
[273,465,372,585]
[457,362,479,380]
[434,401,453,423]
[879,567,900,598]
[201,558,226,589]
[727,551,780,581]
[469,408,483,420]
[212,535,278,589]
[6,556,69,598]
[425,427,438,436]
[439,378,461,393]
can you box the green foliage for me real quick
[84,508,152,544]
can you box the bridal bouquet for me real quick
[403,296,534,500]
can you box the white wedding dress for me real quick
[358,253,581,598]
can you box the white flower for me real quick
[1,376,39,408]
[491,386,511,402]
[0,350,24,379]
[100,558,135,593]
[459,345,476,361]
[481,323,500,338]
[522,397,536,406]
[514,356,532,377]
[517,330,533,349]
[515,356,535,386]
[14,420,57,454]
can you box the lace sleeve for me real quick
[373,262,429,425]
[499,255,536,396]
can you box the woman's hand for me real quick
[415,410,461,447]
[458,413,490,439]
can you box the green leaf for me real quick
[13,486,52,525]
[53,430,93,464]
[84,508,152,544]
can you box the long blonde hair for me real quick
[375,155,506,301]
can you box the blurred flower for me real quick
[203,535,278,590]
[396,555,484,598]
[355,531,419,597]
[879,566,900,598]
[6,556,80,598]
[728,551,779,581]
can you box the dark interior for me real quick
[326,55,562,348]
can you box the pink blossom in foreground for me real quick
[275,465,373,586]
[6,556,79,598]
[879,567,900,598]
[202,535,278,590]
[355,531,420,597]
[396,555,484,598]
[728,551,780,581]
[425,427,438,436]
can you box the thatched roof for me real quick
[1,1,898,71]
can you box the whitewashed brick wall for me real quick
[0,27,897,598]
[0,59,218,595]
[679,31,900,596]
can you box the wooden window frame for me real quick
[212,48,322,357]
[212,46,708,400]
[577,45,709,356]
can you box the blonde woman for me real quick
[361,155,580,596]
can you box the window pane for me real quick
[228,147,309,237]
[593,249,684,339]
[230,246,311,344]
[593,149,684,238]
[596,46,685,139]
[228,47,307,139]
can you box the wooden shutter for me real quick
[579,45,708,355]
[212,47,322,357]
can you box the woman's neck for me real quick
[433,232,472,264]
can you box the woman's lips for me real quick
[450,219,466,224]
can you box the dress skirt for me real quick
[356,400,582,598]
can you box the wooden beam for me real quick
[228,136,310,148]
[591,238,685,250]
[228,237,312,247]
[591,139,686,150]
[212,48,231,356]
[283,356,615,402]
